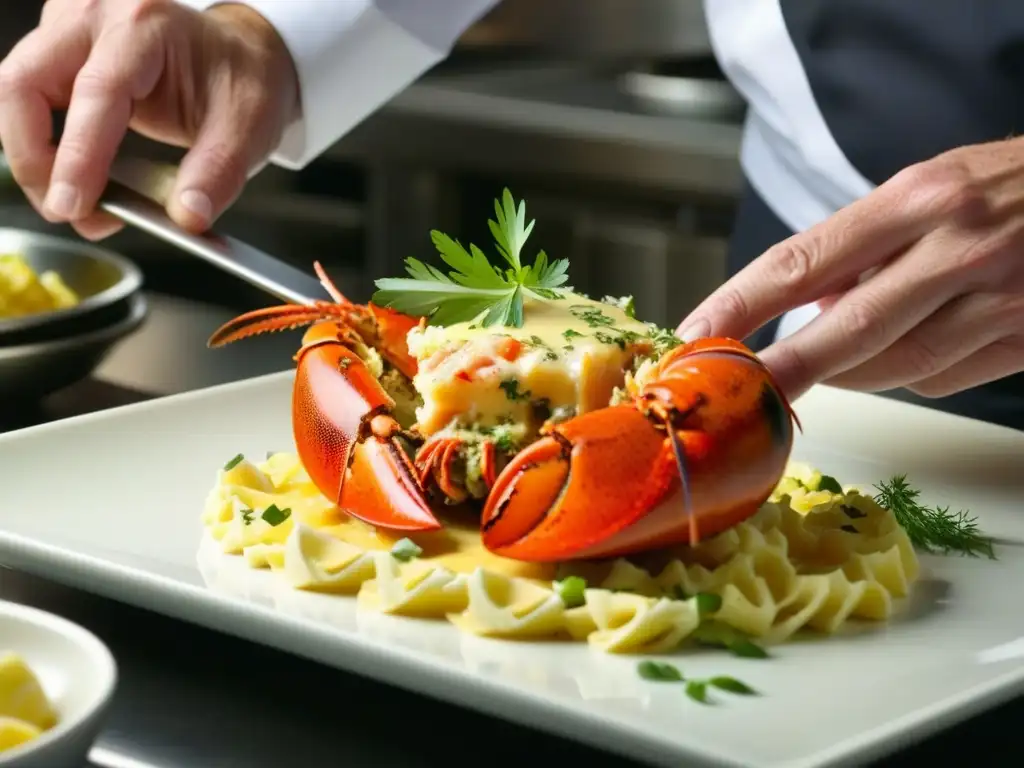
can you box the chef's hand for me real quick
[0,0,298,240]
[676,139,1024,401]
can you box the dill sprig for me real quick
[873,475,995,559]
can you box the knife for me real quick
[99,157,329,306]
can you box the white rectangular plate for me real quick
[1,371,1024,768]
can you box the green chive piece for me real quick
[818,474,843,494]
[553,576,587,608]
[709,676,757,695]
[637,661,683,682]
[223,453,244,471]
[390,537,423,562]
[685,680,710,704]
[729,639,769,659]
[695,592,723,616]
[261,504,292,527]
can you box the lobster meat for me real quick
[207,262,799,563]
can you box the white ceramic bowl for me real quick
[0,600,117,767]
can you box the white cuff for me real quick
[176,0,486,169]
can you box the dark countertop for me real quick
[3,292,1023,768]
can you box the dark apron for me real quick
[729,180,1024,431]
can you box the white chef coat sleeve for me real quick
[175,0,501,169]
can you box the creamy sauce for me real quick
[419,293,651,349]
[321,514,557,583]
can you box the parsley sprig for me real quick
[874,475,995,559]
[371,189,570,328]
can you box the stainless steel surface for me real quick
[618,70,745,118]
[102,159,329,306]
[338,65,743,198]
[462,0,712,59]
[0,227,143,336]
[0,293,146,401]
[94,292,299,394]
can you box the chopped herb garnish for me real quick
[692,621,769,659]
[685,680,710,703]
[390,537,423,561]
[223,453,244,471]
[695,592,723,616]
[241,508,255,526]
[569,305,614,327]
[499,378,531,401]
[636,658,757,703]
[645,326,683,354]
[594,330,626,350]
[491,431,516,453]
[563,344,574,352]
[563,329,583,340]
[529,335,545,346]
[637,661,683,682]
[729,639,769,659]
[874,475,995,558]
[709,676,757,695]
[553,575,587,608]
[261,504,292,527]
[372,189,571,328]
[817,474,843,494]
[544,349,559,361]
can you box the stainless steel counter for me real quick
[2,292,1024,767]
[336,65,744,199]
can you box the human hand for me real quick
[676,139,1024,401]
[0,0,299,241]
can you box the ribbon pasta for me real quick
[201,454,921,655]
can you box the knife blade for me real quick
[99,158,329,306]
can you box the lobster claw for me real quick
[480,338,796,562]
[481,406,687,561]
[292,323,440,532]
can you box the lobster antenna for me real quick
[668,427,698,545]
[313,261,352,305]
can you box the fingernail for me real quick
[179,189,212,223]
[676,317,710,342]
[44,182,80,219]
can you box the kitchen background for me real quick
[0,0,744,334]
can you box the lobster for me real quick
[207,262,800,563]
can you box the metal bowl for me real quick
[0,292,147,402]
[0,228,143,338]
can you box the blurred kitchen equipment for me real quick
[462,0,712,59]
[0,227,143,338]
[0,292,146,402]
[101,158,328,306]
[618,58,745,119]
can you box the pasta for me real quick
[201,454,920,655]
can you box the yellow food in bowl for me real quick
[0,254,80,319]
[0,652,58,754]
